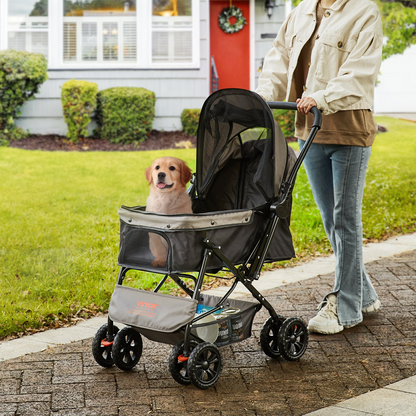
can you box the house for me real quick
[0,0,291,135]
[1,0,410,135]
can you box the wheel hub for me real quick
[202,360,210,370]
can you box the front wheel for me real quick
[92,323,120,368]
[187,342,223,389]
[277,317,308,361]
[168,340,199,385]
[112,326,143,371]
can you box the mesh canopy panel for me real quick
[196,89,289,204]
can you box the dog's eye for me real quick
[169,166,176,171]
[155,165,160,170]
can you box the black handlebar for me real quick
[267,101,322,129]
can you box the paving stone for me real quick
[2,250,416,415]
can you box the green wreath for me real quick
[218,5,247,34]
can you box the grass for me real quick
[1,116,415,339]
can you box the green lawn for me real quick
[1,116,415,339]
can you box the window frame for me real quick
[0,0,200,70]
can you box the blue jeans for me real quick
[298,140,378,326]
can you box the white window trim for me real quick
[49,0,200,70]
[0,0,200,69]
[0,0,7,50]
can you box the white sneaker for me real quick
[308,294,344,334]
[362,299,381,313]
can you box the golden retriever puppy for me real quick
[145,157,193,267]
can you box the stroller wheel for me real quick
[112,326,143,371]
[92,323,120,368]
[168,340,199,385]
[260,316,284,359]
[277,317,308,361]
[187,342,223,389]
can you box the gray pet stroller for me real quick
[92,88,322,389]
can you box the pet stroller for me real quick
[92,88,322,389]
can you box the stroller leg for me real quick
[181,248,212,357]
[242,279,285,323]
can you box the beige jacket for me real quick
[256,0,383,116]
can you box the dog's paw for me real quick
[151,259,166,268]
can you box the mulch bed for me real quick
[9,131,297,152]
[8,130,196,152]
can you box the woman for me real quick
[256,0,383,334]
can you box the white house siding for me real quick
[374,44,416,114]
[16,0,210,135]
[254,0,286,88]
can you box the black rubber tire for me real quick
[187,342,223,389]
[277,317,308,361]
[168,340,199,385]
[112,326,143,371]
[92,323,119,368]
[260,316,284,359]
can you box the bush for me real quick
[273,109,295,138]
[95,87,156,144]
[61,80,98,142]
[181,109,200,136]
[0,50,48,146]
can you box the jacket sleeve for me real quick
[308,11,383,115]
[255,14,292,102]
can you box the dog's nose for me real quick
[158,172,166,180]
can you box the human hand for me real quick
[296,97,317,115]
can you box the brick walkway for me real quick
[1,250,415,416]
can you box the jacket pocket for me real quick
[314,32,357,83]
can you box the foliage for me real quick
[273,109,295,138]
[95,87,156,144]
[1,117,415,339]
[181,109,201,136]
[290,0,416,60]
[61,80,98,142]
[0,50,48,146]
[218,5,247,34]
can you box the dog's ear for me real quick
[145,165,153,184]
[181,162,193,187]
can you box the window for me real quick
[152,0,193,64]
[63,0,137,64]
[7,0,48,57]
[0,0,199,69]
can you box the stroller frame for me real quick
[92,94,322,389]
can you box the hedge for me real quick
[61,80,98,142]
[181,109,201,136]
[0,50,48,146]
[95,87,156,144]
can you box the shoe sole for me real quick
[307,324,344,334]
[362,299,381,314]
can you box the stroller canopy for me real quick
[195,89,292,209]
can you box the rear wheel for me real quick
[260,316,284,359]
[277,317,308,361]
[168,340,199,385]
[92,324,119,368]
[187,342,223,389]
[112,326,143,371]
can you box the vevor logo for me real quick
[129,300,159,318]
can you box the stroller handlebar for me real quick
[266,101,322,129]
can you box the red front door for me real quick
[210,1,250,91]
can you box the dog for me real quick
[145,157,193,267]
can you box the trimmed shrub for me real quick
[0,50,48,146]
[181,109,200,136]
[61,80,98,142]
[95,87,156,144]
[273,109,295,138]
